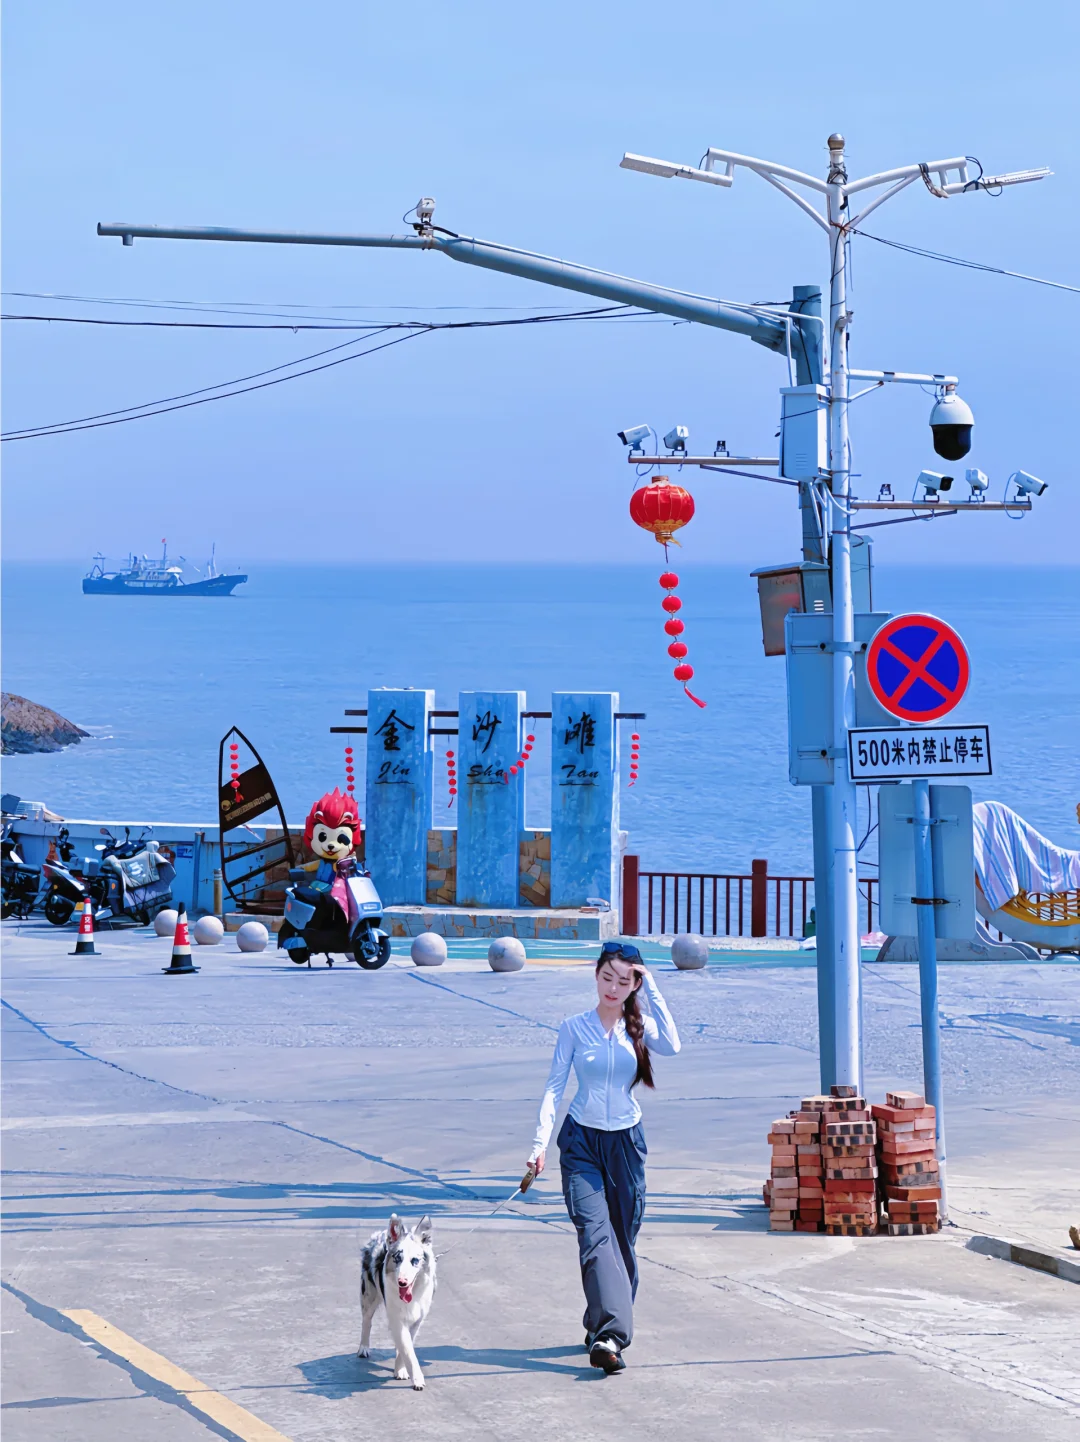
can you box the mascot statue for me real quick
[277,787,390,969]
[298,787,363,918]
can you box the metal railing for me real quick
[622,855,878,938]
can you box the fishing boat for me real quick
[82,542,247,597]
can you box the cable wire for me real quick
[1,305,639,441]
[851,228,1080,294]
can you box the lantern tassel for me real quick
[683,684,707,709]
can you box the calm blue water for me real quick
[2,563,1077,874]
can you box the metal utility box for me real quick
[752,537,872,658]
[878,784,975,938]
[780,384,827,479]
[752,562,830,656]
[784,609,901,785]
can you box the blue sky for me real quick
[3,0,1077,563]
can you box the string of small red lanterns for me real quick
[628,731,641,788]
[446,749,457,806]
[506,732,536,782]
[629,476,707,708]
[344,745,356,796]
[228,741,244,803]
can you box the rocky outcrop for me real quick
[1,693,89,755]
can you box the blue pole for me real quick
[911,777,948,1218]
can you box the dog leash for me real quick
[436,1165,537,1260]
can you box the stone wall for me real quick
[426,829,457,905]
[519,830,551,906]
[426,828,552,906]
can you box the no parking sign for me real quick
[865,614,969,723]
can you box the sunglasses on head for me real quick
[599,942,643,963]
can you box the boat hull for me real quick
[82,574,247,596]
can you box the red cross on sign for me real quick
[866,613,970,723]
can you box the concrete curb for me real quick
[966,1233,1080,1283]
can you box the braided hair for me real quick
[595,955,654,1090]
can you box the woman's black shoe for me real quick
[589,1338,626,1374]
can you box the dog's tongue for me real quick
[398,1283,413,1303]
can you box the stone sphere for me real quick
[154,908,179,937]
[411,932,447,967]
[193,915,224,946]
[488,936,527,972]
[236,921,269,953]
[671,934,709,970]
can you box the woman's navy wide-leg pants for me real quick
[557,1114,647,1351]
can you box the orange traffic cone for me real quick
[70,897,98,956]
[162,901,199,975]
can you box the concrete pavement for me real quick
[3,919,1078,1439]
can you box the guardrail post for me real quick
[751,858,768,937]
[622,853,639,936]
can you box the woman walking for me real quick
[527,941,681,1374]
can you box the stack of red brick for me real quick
[764,1104,823,1231]
[765,1085,878,1234]
[820,1084,879,1235]
[872,1089,942,1234]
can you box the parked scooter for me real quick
[40,828,95,924]
[1,821,41,920]
[277,857,391,968]
[92,828,176,927]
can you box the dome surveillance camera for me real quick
[929,390,974,461]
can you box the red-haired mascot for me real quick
[298,788,363,922]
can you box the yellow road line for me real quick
[62,1310,292,1442]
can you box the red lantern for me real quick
[628,731,641,788]
[445,749,457,807]
[629,477,695,552]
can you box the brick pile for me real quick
[764,1103,824,1232]
[872,1089,942,1235]
[819,1084,879,1235]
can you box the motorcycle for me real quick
[1,821,41,920]
[277,857,391,969]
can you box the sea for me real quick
[2,562,1077,875]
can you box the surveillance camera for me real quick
[929,390,974,461]
[917,470,953,499]
[663,425,689,453]
[877,483,894,501]
[965,467,989,499]
[1011,469,1047,497]
[714,439,728,456]
[415,197,436,224]
[617,424,652,453]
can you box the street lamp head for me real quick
[929,389,974,461]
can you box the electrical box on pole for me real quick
[780,385,828,479]
[784,609,902,785]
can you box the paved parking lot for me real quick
[3,920,1078,1440]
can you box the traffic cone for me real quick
[162,901,199,975]
[70,897,98,956]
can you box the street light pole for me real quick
[98,138,1049,1094]
[824,134,862,1088]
